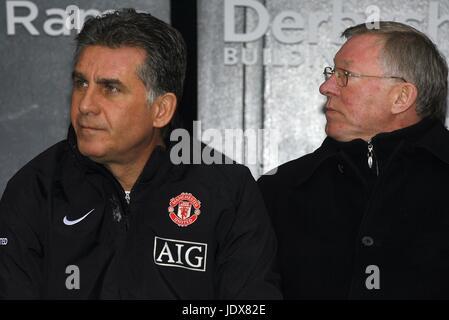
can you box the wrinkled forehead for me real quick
[334,34,386,71]
[74,45,146,79]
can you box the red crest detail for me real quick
[168,193,201,227]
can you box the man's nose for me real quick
[78,87,100,115]
[319,75,340,97]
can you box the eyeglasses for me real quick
[323,66,407,87]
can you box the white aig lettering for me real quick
[0,238,8,246]
[365,265,380,290]
[65,265,80,290]
[153,236,207,272]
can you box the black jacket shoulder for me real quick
[4,140,69,194]
[258,145,328,194]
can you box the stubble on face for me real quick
[70,45,159,167]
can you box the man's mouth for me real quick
[77,121,104,131]
[326,106,338,112]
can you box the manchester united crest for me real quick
[168,193,201,227]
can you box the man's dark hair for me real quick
[74,8,187,136]
[343,21,448,122]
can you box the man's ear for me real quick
[151,93,177,128]
[391,82,418,115]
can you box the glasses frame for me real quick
[323,66,407,87]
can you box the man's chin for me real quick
[77,144,109,163]
[325,122,336,137]
[325,123,349,142]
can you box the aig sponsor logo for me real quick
[153,236,207,272]
[0,238,8,246]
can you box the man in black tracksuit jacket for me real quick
[0,9,281,299]
[0,127,280,299]
[258,22,449,299]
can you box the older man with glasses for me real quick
[258,21,449,299]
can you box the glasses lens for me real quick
[334,69,347,87]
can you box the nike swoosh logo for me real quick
[63,209,95,226]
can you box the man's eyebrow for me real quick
[339,59,353,67]
[96,78,124,86]
[72,71,85,80]
[72,71,125,87]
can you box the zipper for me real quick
[348,140,405,297]
[121,182,141,231]
[367,139,379,176]
[124,191,131,205]
[122,191,131,231]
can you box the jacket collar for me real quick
[414,120,449,165]
[293,118,449,186]
[65,125,186,188]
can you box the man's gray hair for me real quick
[343,21,448,122]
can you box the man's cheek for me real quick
[70,96,80,118]
[70,108,78,127]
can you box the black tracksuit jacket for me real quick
[0,127,281,299]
